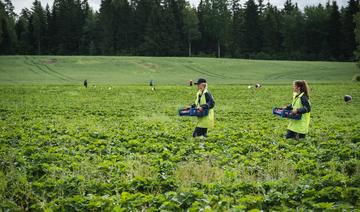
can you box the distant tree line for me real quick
[355,10,360,66]
[0,0,359,61]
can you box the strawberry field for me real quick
[0,84,359,211]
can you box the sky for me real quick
[12,0,349,14]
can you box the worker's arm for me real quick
[297,95,311,114]
[284,104,292,110]
[200,92,215,109]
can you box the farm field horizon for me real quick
[0,56,358,85]
[0,56,359,210]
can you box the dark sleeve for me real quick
[285,104,293,110]
[298,95,311,114]
[201,92,215,109]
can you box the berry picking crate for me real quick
[179,106,209,117]
[272,108,302,120]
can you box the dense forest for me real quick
[0,0,359,61]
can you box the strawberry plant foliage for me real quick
[0,84,359,210]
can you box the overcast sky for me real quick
[12,0,349,14]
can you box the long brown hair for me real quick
[294,80,310,98]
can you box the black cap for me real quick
[194,78,207,84]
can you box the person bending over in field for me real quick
[192,78,215,138]
[284,80,311,139]
[84,79,88,88]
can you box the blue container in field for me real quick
[179,105,209,117]
[272,108,302,120]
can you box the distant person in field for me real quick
[192,78,215,138]
[84,80,88,88]
[149,80,155,91]
[189,80,193,86]
[283,80,311,139]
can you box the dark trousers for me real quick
[286,130,306,139]
[193,127,208,137]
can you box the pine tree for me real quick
[42,4,52,54]
[4,0,15,17]
[132,0,154,54]
[243,0,262,57]
[283,0,295,15]
[327,1,342,60]
[80,8,97,55]
[212,0,231,58]
[99,0,133,54]
[50,0,87,54]
[354,12,360,67]
[113,0,132,54]
[98,0,114,54]
[0,0,17,54]
[303,5,329,60]
[280,5,304,59]
[182,4,200,56]
[341,0,360,60]
[161,0,182,55]
[141,0,162,55]
[262,3,281,54]
[15,8,32,54]
[257,0,264,14]
[30,0,47,54]
[0,1,5,45]
[170,0,188,54]
[196,0,215,55]
[230,0,244,57]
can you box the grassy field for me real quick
[0,56,358,84]
[0,56,359,210]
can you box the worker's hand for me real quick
[198,107,204,112]
[291,109,298,114]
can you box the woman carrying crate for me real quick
[284,80,311,139]
[192,78,215,138]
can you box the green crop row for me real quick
[0,84,359,211]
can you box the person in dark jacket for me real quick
[84,80,88,88]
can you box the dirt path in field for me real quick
[184,64,228,79]
[24,56,76,82]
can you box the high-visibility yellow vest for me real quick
[287,92,311,134]
[195,89,214,129]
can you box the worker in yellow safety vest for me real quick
[283,80,311,139]
[192,78,215,138]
